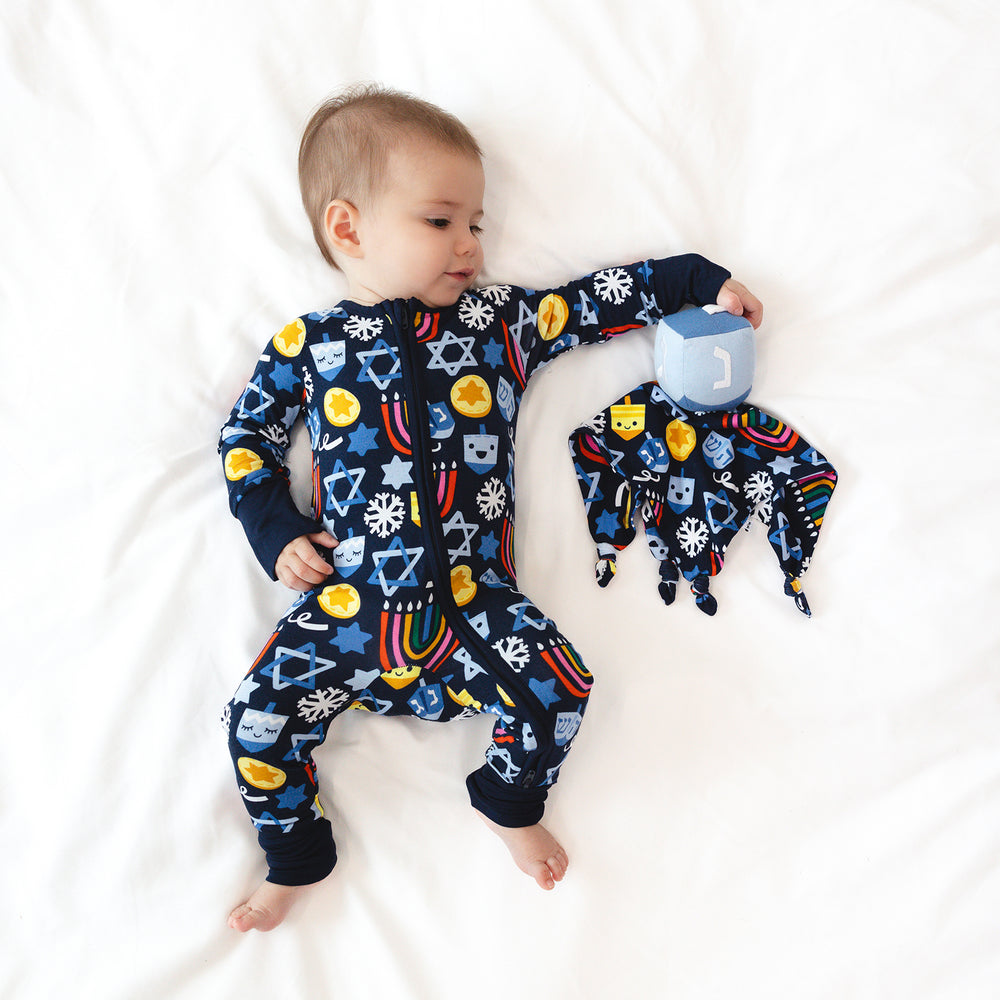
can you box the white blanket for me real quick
[4,1,999,997]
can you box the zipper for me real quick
[385,301,546,787]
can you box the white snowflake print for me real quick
[458,295,495,331]
[743,470,775,506]
[261,422,290,451]
[479,284,512,305]
[476,478,507,520]
[344,315,383,341]
[677,517,709,558]
[593,267,633,305]
[220,704,231,732]
[303,369,314,403]
[364,491,405,538]
[754,498,774,527]
[298,686,350,723]
[492,635,530,672]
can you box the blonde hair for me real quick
[298,84,482,268]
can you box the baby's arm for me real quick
[219,319,328,582]
[505,254,743,379]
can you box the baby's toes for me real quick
[547,849,569,882]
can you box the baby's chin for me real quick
[414,288,473,310]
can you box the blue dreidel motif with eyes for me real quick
[236,703,289,753]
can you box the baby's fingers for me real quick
[276,534,335,590]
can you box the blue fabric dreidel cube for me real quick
[654,305,755,410]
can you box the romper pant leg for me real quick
[225,584,592,883]
[224,588,474,885]
[454,584,594,828]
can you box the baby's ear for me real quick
[323,200,363,259]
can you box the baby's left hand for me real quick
[717,278,763,329]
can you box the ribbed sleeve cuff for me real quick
[234,484,321,580]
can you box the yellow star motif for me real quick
[225,448,263,481]
[238,756,287,790]
[317,583,361,618]
[537,293,569,341]
[450,564,477,605]
[451,375,491,418]
[323,387,361,426]
[273,319,306,357]
[666,418,696,461]
[458,383,485,405]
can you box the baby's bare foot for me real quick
[476,811,568,890]
[227,880,308,932]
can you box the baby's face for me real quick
[348,142,485,309]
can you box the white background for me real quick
[3,1,998,997]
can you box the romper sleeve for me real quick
[498,253,731,384]
[218,319,321,578]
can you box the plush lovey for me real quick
[569,307,837,616]
[654,304,755,411]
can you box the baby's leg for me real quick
[456,588,593,890]
[228,880,316,933]
[475,812,568,891]
[224,593,368,926]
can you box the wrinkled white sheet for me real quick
[3,1,999,997]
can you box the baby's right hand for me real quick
[275,531,338,591]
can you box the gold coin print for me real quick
[450,375,492,419]
[666,418,697,461]
[324,387,361,426]
[537,294,569,341]
[238,756,287,790]
[273,318,306,357]
[317,583,361,618]
[450,565,477,606]
[225,448,264,481]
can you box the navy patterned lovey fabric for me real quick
[569,382,837,616]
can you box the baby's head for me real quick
[299,84,486,307]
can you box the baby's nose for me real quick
[455,230,478,254]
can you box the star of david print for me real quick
[259,643,340,691]
[356,339,402,390]
[237,375,275,423]
[323,460,366,515]
[425,329,478,376]
[367,536,425,595]
[442,509,479,562]
[704,489,739,533]
[507,600,555,632]
[252,812,299,833]
[573,465,603,511]
[769,510,803,562]
[283,723,325,763]
[507,300,537,352]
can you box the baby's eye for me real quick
[427,218,449,229]
[471,224,484,236]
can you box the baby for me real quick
[219,84,761,931]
